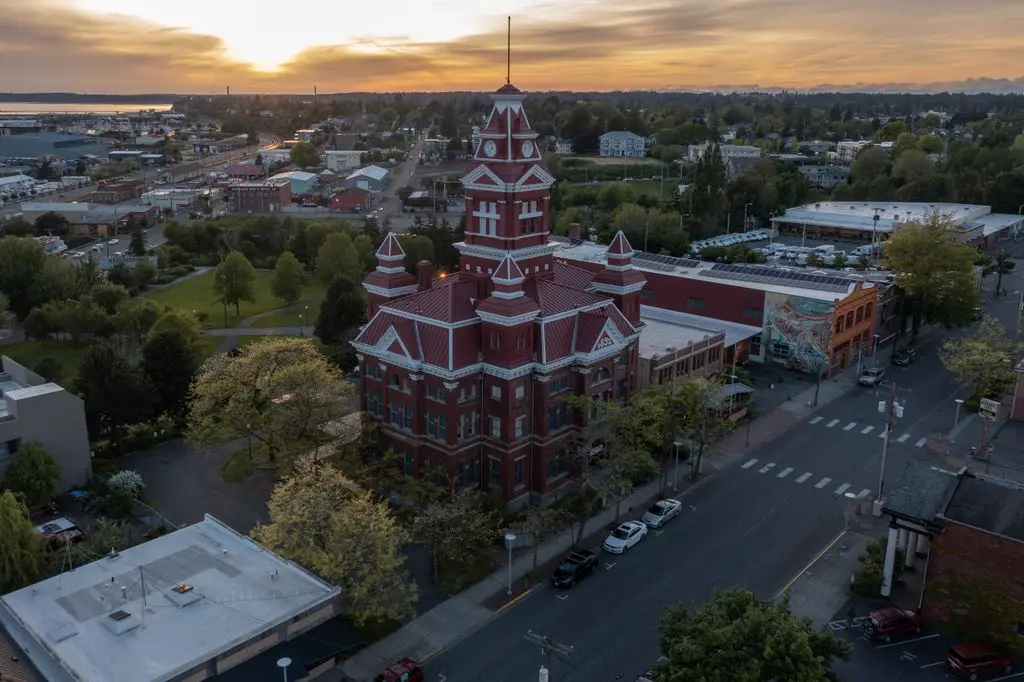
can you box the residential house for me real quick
[798,165,851,189]
[268,171,317,195]
[599,131,646,158]
[554,139,574,155]
[324,150,363,172]
[342,165,390,193]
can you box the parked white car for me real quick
[642,499,682,528]
[602,520,648,554]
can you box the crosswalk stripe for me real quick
[915,438,927,448]
[810,416,823,424]
[741,458,758,469]
[861,425,875,435]
[758,463,776,474]
[858,488,872,499]
[827,419,840,428]
[796,472,813,483]
[844,422,857,431]
[897,433,911,443]
[815,477,832,489]
[835,483,852,495]
[777,467,794,479]
[879,429,888,439]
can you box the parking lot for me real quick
[828,608,1024,681]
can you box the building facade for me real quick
[343,165,390,193]
[687,143,762,163]
[330,187,372,213]
[599,131,646,158]
[230,181,291,213]
[160,161,202,184]
[798,165,850,189]
[93,179,146,203]
[325,150,363,172]
[354,83,646,506]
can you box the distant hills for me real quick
[0,93,179,103]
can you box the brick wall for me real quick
[923,521,1024,651]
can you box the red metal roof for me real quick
[384,275,478,323]
[364,268,416,290]
[476,293,540,318]
[574,312,608,353]
[542,316,577,362]
[527,278,606,317]
[552,262,595,290]
[496,83,522,94]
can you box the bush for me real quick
[851,535,903,597]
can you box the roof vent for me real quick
[165,584,202,608]
[172,584,193,594]
[102,609,141,636]
[665,346,676,352]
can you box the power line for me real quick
[525,631,574,682]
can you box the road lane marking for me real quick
[861,425,875,435]
[875,634,940,649]
[878,429,888,439]
[796,472,813,483]
[741,458,758,469]
[827,419,840,427]
[920,661,946,669]
[901,652,918,661]
[603,562,616,570]
[915,437,927,447]
[439,674,448,682]
[989,672,1024,681]
[858,489,872,499]
[654,530,664,536]
[775,529,847,598]
[777,467,794,479]
[810,416,823,424]
[815,477,832,489]
[844,422,857,431]
[835,483,851,495]
[897,433,911,443]
[758,463,776,474]
[556,595,568,600]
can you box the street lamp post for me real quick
[953,398,964,430]
[504,533,516,596]
[276,657,291,682]
[743,202,752,232]
[873,383,904,516]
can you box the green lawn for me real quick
[565,155,664,167]
[144,270,325,329]
[251,305,320,328]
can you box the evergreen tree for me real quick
[689,143,728,224]
[129,226,147,256]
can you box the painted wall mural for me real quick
[763,292,834,373]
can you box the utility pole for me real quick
[524,631,573,682]
[873,382,905,516]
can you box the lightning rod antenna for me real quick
[506,17,511,85]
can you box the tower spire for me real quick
[506,16,512,85]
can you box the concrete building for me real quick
[0,514,342,682]
[108,150,144,163]
[835,140,870,164]
[599,131,646,158]
[0,133,105,161]
[798,140,835,156]
[324,150,363,172]
[554,140,574,155]
[141,188,204,210]
[342,165,389,193]
[773,201,1024,246]
[159,161,203,184]
[231,181,292,213]
[882,462,1024,650]
[93,179,146,203]
[552,236,879,376]
[0,119,43,134]
[798,165,850,189]
[192,136,248,155]
[20,202,92,222]
[68,205,159,237]
[0,174,35,196]
[295,129,316,142]
[269,171,317,195]
[257,148,292,166]
[0,357,91,491]
[686,143,762,164]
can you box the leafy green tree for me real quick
[143,329,200,418]
[129,226,147,256]
[315,232,362,284]
[892,149,935,184]
[315,274,366,345]
[397,234,435,275]
[0,236,49,319]
[32,357,63,383]
[353,234,377,273]
[270,251,305,308]
[983,249,1015,293]
[34,211,70,236]
[113,298,164,347]
[412,491,499,586]
[655,587,851,682]
[1,442,61,508]
[918,134,944,154]
[215,251,257,315]
[105,262,135,289]
[940,316,1023,399]
[689,144,728,223]
[133,258,157,290]
[91,283,130,315]
[149,310,202,348]
[289,141,321,168]
[75,341,153,439]
[0,491,45,594]
[883,214,982,342]
[850,146,889,185]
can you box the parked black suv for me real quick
[551,550,599,588]
[893,348,917,367]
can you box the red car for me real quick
[946,643,1012,680]
[860,607,922,642]
[374,658,424,682]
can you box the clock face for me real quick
[522,140,535,157]
[483,140,497,157]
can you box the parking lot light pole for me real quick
[504,533,516,596]
[874,382,904,516]
[953,398,964,430]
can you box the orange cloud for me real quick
[2,0,1023,93]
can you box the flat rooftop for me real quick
[637,313,719,359]
[641,305,761,349]
[774,201,994,234]
[0,515,339,682]
[944,474,1024,542]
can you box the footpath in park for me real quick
[338,372,863,681]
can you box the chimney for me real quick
[568,223,582,240]
[417,260,434,291]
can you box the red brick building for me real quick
[353,83,645,505]
[330,187,372,213]
[227,164,267,180]
[230,181,291,213]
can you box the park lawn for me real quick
[565,155,661,167]
[1,340,90,382]
[144,270,324,329]
[250,298,324,328]
[195,336,224,359]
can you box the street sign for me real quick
[980,398,1000,418]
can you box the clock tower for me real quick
[457,83,557,295]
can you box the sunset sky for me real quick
[1,0,1022,93]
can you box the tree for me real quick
[143,329,200,419]
[105,262,135,289]
[397,234,435,274]
[655,587,851,682]
[113,298,163,347]
[129,226,147,256]
[188,338,353,463]
[270,251,305,308]
[940,316,1023,399]
[412,492,499,585]
[215,251,257,315]
[892,150,935,184]
[850,146,888,185]
[133,258,157,290]
[882,215,982,342]
[149,309,202,348]
[0,491,45,594]
[690,144,728,222]
[290,141,321,169]
[34,211,70,236]
[983,249,1015,293]
[0,236,48,319]
[315,232,362,284]
[353,234,377,273]
[252,457,417,625]
[1,442,61,508]
[510,507,567,573]
[315,274,367,345]
[75,341,153,439]
[91,283,130,315]
[918,134,944,154]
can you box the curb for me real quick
[775,529,848,600]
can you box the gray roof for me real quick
[600,131,643,141]
[883,461,958,524]
[346,165,389,182]
[944,475,1024,542]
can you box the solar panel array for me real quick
[704,263,856,294]
[633,251,702,271]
